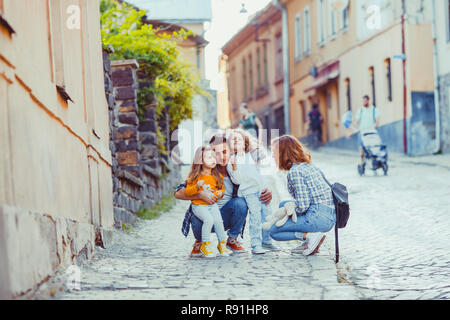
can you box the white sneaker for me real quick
[252,246,266,255]
[303,233,326,256]
[291,241,308,254]
[262,243,281,252]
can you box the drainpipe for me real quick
[401,0,408,155]
[273,0,291,135]
[431,0,442,154]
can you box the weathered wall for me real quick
[107,59,181,227]
[0,0,114,299]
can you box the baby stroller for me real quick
[357,129,388,176]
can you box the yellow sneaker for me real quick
[200,241,215,258]
[217,240,232,256]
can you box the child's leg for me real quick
[209,204,227,242]
[191,205,214,242]
[244,193,263,249]
[261,202,272,245]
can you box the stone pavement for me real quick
[314,147,450,300]
[54,163,359,300]
[53,148,450,300]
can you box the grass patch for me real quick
[121,223,132,233]
[137,194,176,220]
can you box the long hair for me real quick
[187,146,223,189]
[271,135,312,171]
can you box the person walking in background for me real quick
[240,103,263,138]
[353,95,381,164]
[308,104,324,145]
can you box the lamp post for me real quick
[401,0,408,155]
[272,0,290,135]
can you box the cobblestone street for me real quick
[316,148,450,300]
[57,148,450,300]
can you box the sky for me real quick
[127,0,273,90]
[204,0,272,90]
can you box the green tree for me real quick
[100,0,207,153]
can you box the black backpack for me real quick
[320,171,350,263]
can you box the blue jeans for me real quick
[270,202,336,241]
[244,192,272,249]
[191,197,248,242]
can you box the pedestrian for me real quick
[352,95,381,164]
[227,129,279,255]
[308,104,323,144]
[184,145,232,258]
[239,103,263,138]
[270,135,336,256]
[174,134,274,257]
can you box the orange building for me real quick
[220,4,287,136]
[281,0,437,154]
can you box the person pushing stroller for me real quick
[345,95,388,175]
[354,95,381,164]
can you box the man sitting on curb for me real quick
[174,133,273,257]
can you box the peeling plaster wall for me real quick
[0,0,114,299]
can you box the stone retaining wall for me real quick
[104,54,181,227]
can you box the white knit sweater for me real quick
[226,151,267,197]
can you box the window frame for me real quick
[242,58,248,101]
[300,100,307,124]
[317,0,326,46]
[263,43,269,85]
[275,33,283,80]
[304,6,311,55]
[345,78,351,111]
[328,0,337,38]
[341,4,349,31]
[256,47,261,88]
[248,54,253,97]
[385,58,392,102]
[48,0,73,103]
[369,66,376,107]
[294,12,302,61]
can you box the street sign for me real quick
[393,54,406,61]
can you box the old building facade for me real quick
[0,0,114,298]
[282,0,437,155]
[221,4,285,137]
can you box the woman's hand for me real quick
[260,188,273,205]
